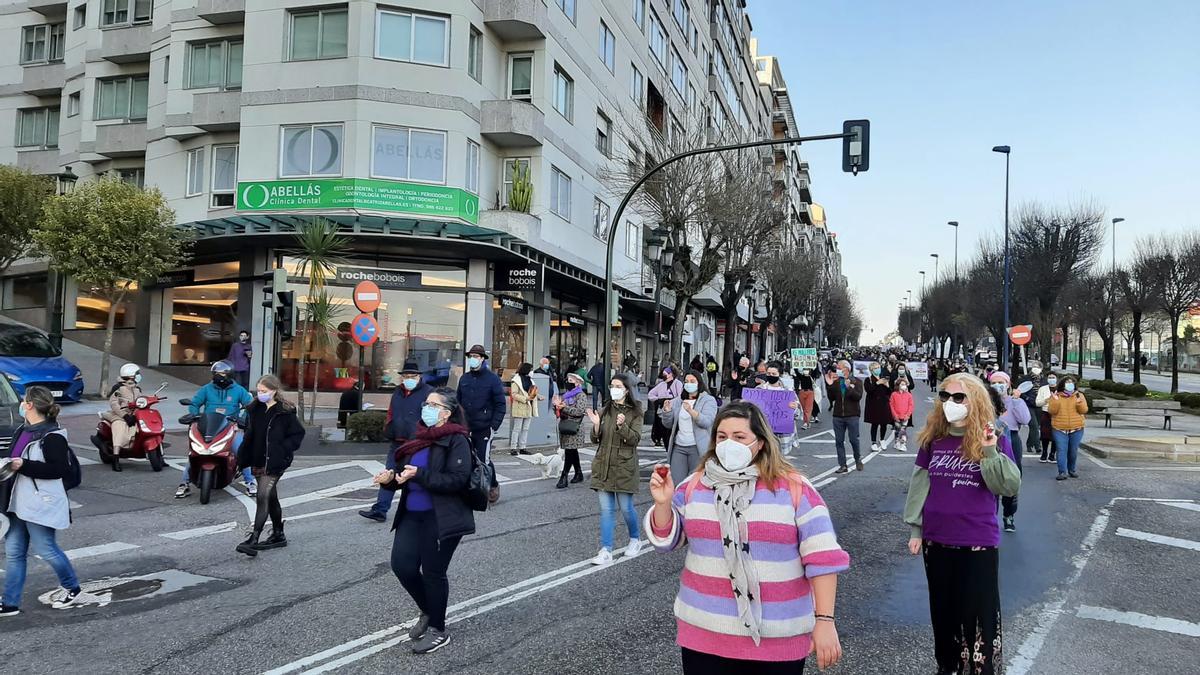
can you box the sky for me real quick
[750,0,1200,341]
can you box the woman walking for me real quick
[372,387,474,654]
[864,362,895,450]
[649,367,684,447]
[1035,373,1058,463]
[508,362,538,456]
[2,386,88,615]
[705,354,720,391]
[794,367,816,430]
[555,372,588,489]
[661,370,718,484]
[990,371,1029,532]
[904,373,1021,675]
[1048,375,1088,481]
[236,375,306,557]
[647,402,849,673]
[585,373,643,565]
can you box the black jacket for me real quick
[1,424,71,514]
[825,376,864,418]
[385,382,434,444]
[386,432,476,541]
[457,366,506,432]
[238,401,306,475]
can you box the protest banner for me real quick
[905,361,929,379]
[790,347,818,372]
[741,388,798,435]
[851,361,872,379]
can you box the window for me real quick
[73,5,86,30]
[629,63,644,105]
[672,0,689,30]
[555,0,575,22]
[687,83,697,115]
[596,111,612,157]
[101,0,152,26]
[67,92,80,117]
[289,7,347,61]
[371,125,447,183]
[633,0,645,30]
[15,108,59,148]
[501,157,530,208]
[465,140,480,194]
[188,40,243,89]
[118,168,144,188]
[376,9,449,66]
[280,124,344,177]
[691,22,699,52]
[552,64,573,121]
[508,53,532,100]
[467,27,482,81]
[95,76,149,121]
[21,24,65,64]
[186,148,205,197]
[648,11,667,68]
[599,21,615,73]
[593,198,611,240]
[550,167,571,220]
[625,221,640,260]
[164,54,170,83]
[670,45,686,95]
[212,145,238,207]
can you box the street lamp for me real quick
[1110,217,1125,369]
[907,289,913,308]
[947,221,959,281]
[992,144,1012,372]
[1111,217,1125,272]
[47,166,79,351]
[919,270,926,298]
[930,254,940,284]
[647,226,672,371]
[744,275,758,361]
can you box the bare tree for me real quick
[897,307,921,344]
[760,246,822,351]
[1118,245,1159,384]
[1075,271,1126,380]
[1140,232,1200,393]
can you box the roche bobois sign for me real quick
[493,261,545,292]
[236,178,479,224]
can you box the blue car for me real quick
[0,325,85,402]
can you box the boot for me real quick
[254,522,288,550]
[570,471,584,484]
[112,456,122,472]
[236,531,261,557]
[556,472,569,489]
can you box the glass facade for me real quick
[75,284,138,329]
[5,274,47,310]
[162,262,241,364]
[491,294,528,380]
[549,294,594,377]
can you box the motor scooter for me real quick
[178,398,241,505]
[91,383,169,472]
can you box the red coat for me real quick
[889,390,915,422]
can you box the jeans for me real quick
[1053,428,1084,474]
[1002,430,1023,518]
[1025,411,1041,453]
[469,428,499,488]
[4,515,80,608]
[669,444,701,484]
[592,389,602,411]
[509,416,532,450]
[369,449,399,516]
[181,431,253,485]
[391,510,462,632]
[597,490,639,551]
[832,416,861,467]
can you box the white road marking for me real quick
[812,477,836,488]
[1114,527,1200,552]
[68,443,101,464]
[1075,605,1200,637]
[795,429,835,443]
[160,522,239,541]
[493,472,512,482]
[1083,453,1200,472]
[64,541,140,560]
[288,504,365,521]
[278,479,375,508]
[1163,501,1200,513]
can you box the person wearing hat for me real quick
[989,370,1030,532]
[456,345,506,503]
[360,361,433,522]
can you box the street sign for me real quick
[1008,324,1033,346]
[353,280,381,313]
[351,313,380,346]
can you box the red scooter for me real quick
[92,383,169,472]
[178,398,241,505]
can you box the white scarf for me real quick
[700,458,764,644]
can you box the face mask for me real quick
[898,369,906,374]
[992,383,1008,396]
[764,375,780,384]
[715,438,754,472]
[1031,367,1042,376]
[257,392,273,403]
[541,364,550,371]
[683,382,699,394]
[402,378,419,391]
[838,371,847,378]
[17,402,27,419]
[609,387,626,402]
[942,401,969,423]
[1065,382,1076,393]
[1047,377,1058,387]
[240,335,249,343]
[871,369,881,376]
[213,374,230,387]
[467,357,482,370]
[421,405,443,427]
[900,384,909,392]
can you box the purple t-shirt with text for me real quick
[916,432,1014,548]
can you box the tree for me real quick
[34,177,188,395]
[1117,247,1158,383]
[0,165,54,275]
[1140,232,1200,393]
[963,237,1007,356]
[1075,271,1126,380]
[760,246,822,351]
[897,307,921,344]
[823,284,861,347]
[291,218,349,423]
[303,290,341,424]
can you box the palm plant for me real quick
[291,218,349,423]
[303,290,341,425]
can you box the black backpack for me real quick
[46,430,82,491]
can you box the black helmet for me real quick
[211,360,234,387]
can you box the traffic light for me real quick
[842,119,870,175]
[275,291,295,340]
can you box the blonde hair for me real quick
[698,402,801,486]
[916,372,997,463]
[256,374,295,410]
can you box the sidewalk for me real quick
[1082,411,1200,463]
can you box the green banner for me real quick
[236,178,479,224]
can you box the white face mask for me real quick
[609,387,626,402]
[942,401,969,424]
[715,438,754,472]
[1031,367,1042,376]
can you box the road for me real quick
[1067,363,1200,393]
[2,389,1197,674]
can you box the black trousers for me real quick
[1002,438,1022,518]
[870,422,888,443]
[560,448,583,478]
[252,474,283,534]
[681,648,805,674]
[391,511,462,632]
[922,542,1002,675]
[468,428,499,488]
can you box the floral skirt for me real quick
[923,541,1003,674]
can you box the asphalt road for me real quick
[2,388,1197,674]
[1067,363,1200,393]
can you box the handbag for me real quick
[558,417,582,435]
[463,448,494,512]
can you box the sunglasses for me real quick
[937,391,968,404]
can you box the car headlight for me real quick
[2,372,18,382]
[73,371,84,381]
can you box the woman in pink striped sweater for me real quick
[646,402,850,674]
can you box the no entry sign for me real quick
[353,280,381,313]
[1007,324,1033,346]
[351,313,380,346]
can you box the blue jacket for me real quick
[456,365,506,432]
[386,382,434,444]
[189,381,253,417]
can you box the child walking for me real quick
[889,379,915,452]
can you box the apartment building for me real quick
[1,0,828,389]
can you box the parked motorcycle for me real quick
[178,398,241,505]
[91,383,169,472]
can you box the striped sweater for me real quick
[645,475,851,662]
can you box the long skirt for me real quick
[922,541,1002,675]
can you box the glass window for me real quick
[593,198,610,240]
[281,124,343,177]
[5,274,47,310]
[75,285,138,329]
[289,8,347,61]
[164,282,237,363]
[633,0,645,30]
[0,327,59,356]
[96,76,148,121]
[67,92,80,117]
[508,53,532,100]
[673,0,689,30]
[376,9,449,66]
[599,21,615,72]
[553,64,573,121]
[465,140,480,194]
[467,26,482,81]
[501,157,530,208]
[100,0,150,26]
[186,148,205,197]
[20,24,63,64]
[492,295,528,379]
[15,108,59,148]
[596,111,611,157]
[629,63,643,105]
[649,11,667,68]
[555,0,575,22]
[371,125,446,184]
[118,168,144,188]
[212,145,238,207]
[625,221,640,260]
[671,45,687,95]
[188,40,243,89]
[74,5,86,30]
[550,166,571,220]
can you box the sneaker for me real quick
[834,466,849,474]
[408,614,430,640]
[591,548,614,566]
[801,423,810,430]
[870,443,880,451]
[812,417,820,424]
[855,460,864,471]
[174,484,191,499]
[0,605,19,617]
[1003,517,1015,532]
[625,540,644,558]
[1039,457,1049,463]
[898,443,907,453]
[411,628,450,654]
[247,481,258,498]
[1056,473,1068,481]
[51,587,82,609]
[1068,471,1079,478]
[358,509,387,523]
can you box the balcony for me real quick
[480,209,540,243]
[22,62,65,96]
[16,149,60,175]
[797,176,811,201]
[196,0,245,24]
[191,91,242,131]
[100,24,153,64]
[91,123,147,159]
[484,0,547,41]
[797,201,813,226]
[480,99,544,148]
[27,0,67,16]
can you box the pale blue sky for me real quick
[751,0,1200,339]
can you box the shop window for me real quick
[371,125,446,184]
[288,7,348,61]
[6,274,48,310]
[376,8,449,66]
[75,285,138,330]
[492,295,527,379]
[280,123,343,177]
[165,282,238,364]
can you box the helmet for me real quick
[119,363,141,380]
[211,360,235,376]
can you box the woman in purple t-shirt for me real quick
[902,373,1021,675]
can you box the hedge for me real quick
[1087,379,1148,398]
[1173,392,1200,409]
[346,410,388,442]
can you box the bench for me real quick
[1089,399,1182,430]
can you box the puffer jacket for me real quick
[590,399,642,494]
[384,432,476,541]
[1048,392,1088,431]
[104,380,141,423]
[238,401,306,475]
[456,366,506,432]
[188,381,253,417]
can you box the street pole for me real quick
[1111,217,1124,371]
[652,253,664,372]
[948,221,959,282]
[993,145,1012,373]
[930,254,939,284]
[919,271,925,297]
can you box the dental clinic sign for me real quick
[236,178,479,224]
